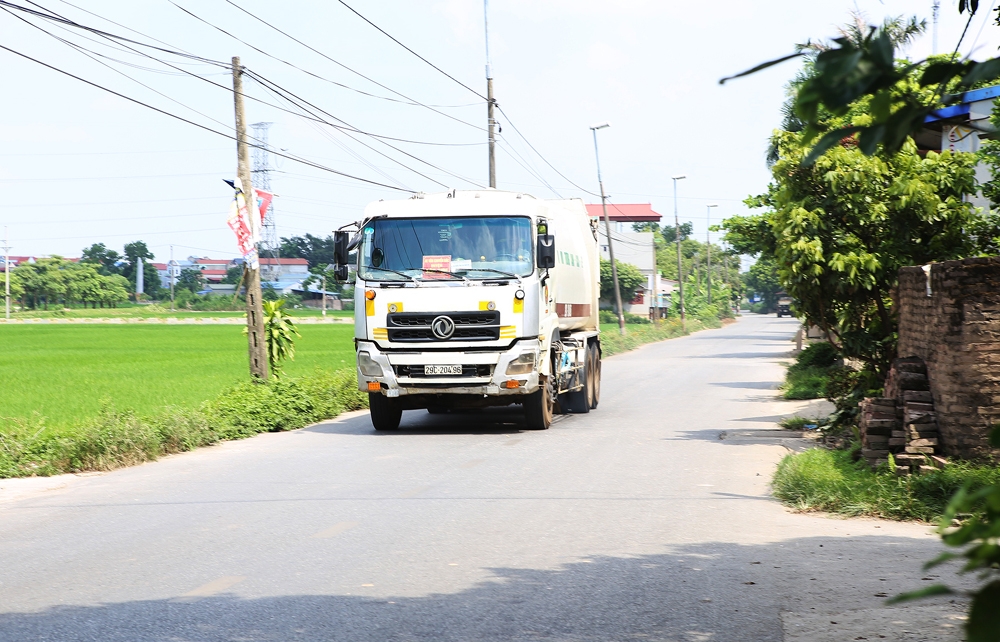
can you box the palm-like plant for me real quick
[262,299,301,377]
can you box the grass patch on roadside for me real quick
[600,318,715,357]
[781,342,839,400]
[0,324,356,431]
[772,447,1000,522]
[0,369,368,478]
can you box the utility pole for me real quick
[590,122,625,335]
[233,55,268,381]
[3,227,9,320]
[706,203,718,305]
[672,175,687,330]
[321,270,327,317]
[169,245,175,312]
[484,0,496,188]
[651,231,659,324]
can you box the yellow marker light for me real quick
[504,380,521,389]
[367,381,381,392]
[365,290,376,300]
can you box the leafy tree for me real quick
[0,269,24,301]
[80,243,122,275]
[660,222,693,244]
[599,258,645,309]
[221,265,243,285]
[176,268,205,294]
[722,6,1000,163]
[120,241,162,299]
[742,257,783,312]
[279,233,335,268]
[14,257,67,310]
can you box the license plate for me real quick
[424,364,462,375]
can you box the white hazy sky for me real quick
[2,0,998,261]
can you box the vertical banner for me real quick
[227,178,259,270]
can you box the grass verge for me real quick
[772,447,1000,522]
[0,369,367,478]
[600,317,716,357]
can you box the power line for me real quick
[0,0,226,65]
[496,106,599,198]
[246,69,485,188]
[172,1,480,111]
[217,0,486,132]
[0,42,415,192]
[332,0,486,101]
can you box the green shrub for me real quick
[794,342,839,369]
[773,446,1000,522]
[599,310,652,325]
[0,369,367,478]
[782,366,830,399]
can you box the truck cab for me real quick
[335,190,601,432]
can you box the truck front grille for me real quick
[386,311,500,342]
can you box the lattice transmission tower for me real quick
[251,121,280,279]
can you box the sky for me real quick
[2,0,999,264]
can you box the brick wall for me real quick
[897,257,1000,460]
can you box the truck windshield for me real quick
[358,216,532,281]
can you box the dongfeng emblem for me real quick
[431,315,455,340]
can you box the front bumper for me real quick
[357,339,540,397]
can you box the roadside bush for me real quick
[0,369,367,478]
[781,342,841,400]
[599,310,652,325]
[773,446,1000,522]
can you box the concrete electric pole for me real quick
[484,0,496,188]
[673,175,687,330]
[651,231,659,324]
[591,122,625,336]
[3,227,9,320]
[706,203,718,305]
[233,56,269,381]
[169,245,176,312]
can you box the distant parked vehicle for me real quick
[776,296,793,318]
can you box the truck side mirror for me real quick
[333,231,349,267]
[333,264,349,281]
[537,234,555,269]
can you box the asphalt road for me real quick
[0,315,971,641]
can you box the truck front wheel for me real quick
[369,392,402,431]
[588,343,601,409]
[523,372,555,430]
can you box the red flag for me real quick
[254,189,274,222]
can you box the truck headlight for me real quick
[505,352,535,375]
[358,351,383,377]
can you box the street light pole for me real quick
[590,122,625,336]
[672,175,687,330]
[484,0,496,188]
[706,203,718,305]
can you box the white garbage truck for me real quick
[332,189,602,431]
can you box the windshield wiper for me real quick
[465,268,521,281]
[362,265,416,282]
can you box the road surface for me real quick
[0,315,970,641]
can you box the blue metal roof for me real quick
[924,84,1000,123]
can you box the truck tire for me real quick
[369,392,402,431]
[524,371,555,430]
[564,353,590,414]
[588,343,601,409]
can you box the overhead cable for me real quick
[332,0,486,101]
[217,0,486,132]
[0,43,414,192]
